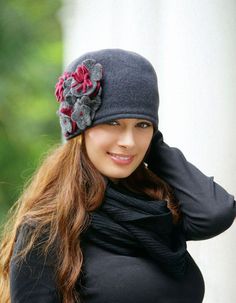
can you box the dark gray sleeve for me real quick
[147,130,236,241]
[10,224,61,303]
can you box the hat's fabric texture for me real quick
[55,48,159,140]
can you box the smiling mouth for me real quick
[107,152,134,160]
[107,152,135,164]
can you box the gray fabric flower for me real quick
[55,58,103,137]
[58,112,73,135]
[71,92,102,130]
[71,97,92,130]
[56,101,73,135]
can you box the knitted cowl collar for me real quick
[81,180,188,278]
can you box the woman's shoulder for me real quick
[12,220,57,267]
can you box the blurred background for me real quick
[0,0,62,223]
[0,1,235,302]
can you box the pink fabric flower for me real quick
[55,72,71,102]
[55,59,103,138]
[71,65,93,94]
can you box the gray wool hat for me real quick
[55,48,159,140]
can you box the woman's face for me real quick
[84,118,154,182]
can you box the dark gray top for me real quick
[10,134,235,302]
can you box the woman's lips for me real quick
[107,152,134,165]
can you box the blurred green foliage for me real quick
[0,0,63,224]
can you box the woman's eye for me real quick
[106,121,152,128]
[138,122,152,128]
[107,120,119,126]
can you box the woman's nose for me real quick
[117,131,136,148]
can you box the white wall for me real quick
[60,1,236,302]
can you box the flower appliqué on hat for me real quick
[55,59,103,138]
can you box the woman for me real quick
[0,49,235,303]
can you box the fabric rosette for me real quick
[55,59,103,138]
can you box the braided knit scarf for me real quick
[81,181,188,278]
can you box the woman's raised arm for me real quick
[147,130,236,241]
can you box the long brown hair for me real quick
[0,133,182,303]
